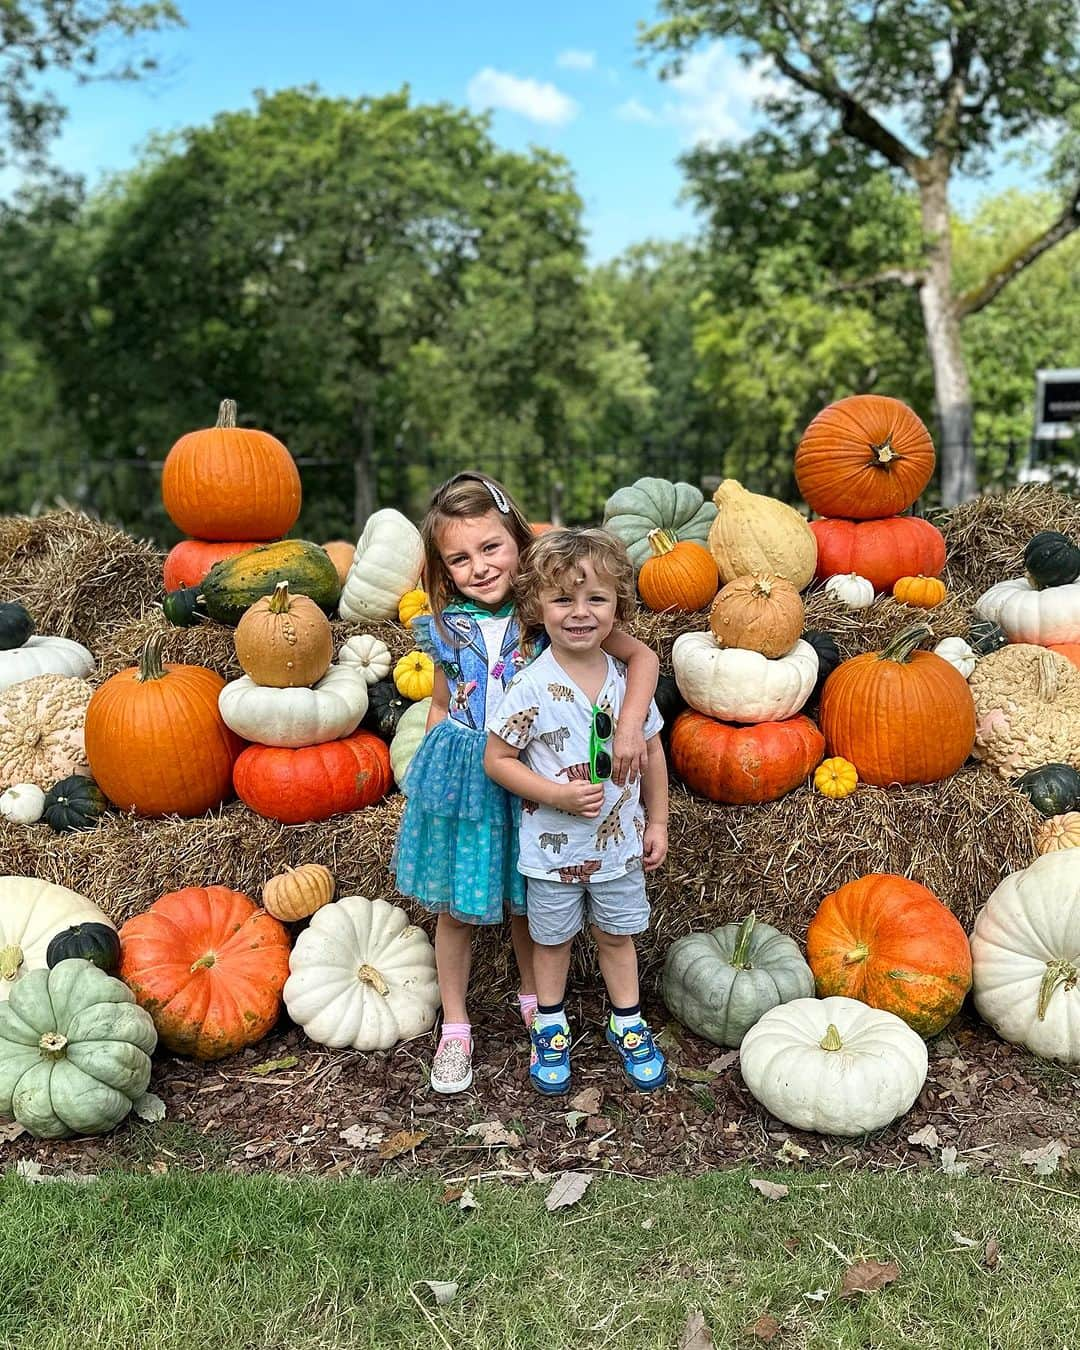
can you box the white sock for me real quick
[610,1008,643,1036]
[534,1005,569,1032]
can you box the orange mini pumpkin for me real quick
[119,886,291,1060]
[638,529,718,613]
[709,574,804,658]
[893,574,947,608]
[806,873,972,1037]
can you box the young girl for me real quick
[392,472,659,1094]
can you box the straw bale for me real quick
[801,587,974,660]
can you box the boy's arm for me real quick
[640,734,669,872]
[425,667,450,732]
[485,734,605,819]
[600,629,659,786]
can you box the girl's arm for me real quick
[426,667,450,732]
[640,734,669,872]
[485,734,604,818]
[601,629,659,786]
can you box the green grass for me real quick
[2,1168,1079,1349]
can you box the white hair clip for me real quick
[480,478,511,514]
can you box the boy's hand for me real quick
[558,782,605,818]
[642,821,668,871]
[611,724,647,786]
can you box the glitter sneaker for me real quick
[430,1029,473,1094]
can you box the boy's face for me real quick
[539,558,617,656]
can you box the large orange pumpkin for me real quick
[810,516,945,592]
[1048,642,1080,671]
[161,398,302,541]
[819,623,975,786]
[233,729,392,823]
[163,539,261,591]
[806,874,972,1037]
[670,711,824,804]
[119,886,291,1060]
[84,633,243,816]
[795,395,935,520]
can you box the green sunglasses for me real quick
[589,706,614,784]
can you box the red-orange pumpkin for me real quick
[163,539,261,591]
[84,633,243,816]
[1048,642,1080,671]
[806,874,972,1037]
[795,395,935,520]
[670,711,824,804]
[818,623,975,786]
[233,729,393,823]
[119,886,291,1060]
[810,516,945,592]
[161,398,302,542]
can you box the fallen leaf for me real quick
[641,1217,655,1230]
[14,1161,98,1184]
[939,1146,969,1176]
[678,1309,714,1349]
[147,1159,168,1176]
[907,1124,941,1151]
[378,1129,428,1160]
[568,1087,602,1114]
[132,1091,167,1123]
[249,1055,299,1076]
[1020,1140,1068,1175]
[776,1138,809,1163]
[949,1230,978,1249]
[14,1160,42,1182]
[440,1187,463,1205]
[747,1313,780,1342]
[707,1051,739,1074]
[563,1110,588,1130]
[840,1259,900,1298]
[0,1121,25,1143]
[340,1124,385,1150]
[585,1114,610,1135]
[242,1138,275,1159]
[749,1178,789,1201]
[983,1237,1000,1270]
[465,1120,521,1148]
[457,1186,478,1212]
[674,1065,718,1083]
[420,1280,458,1306]
[802,1288,828,1303]
[545,1171,593,1211]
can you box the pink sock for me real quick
[438,1021,471,1049]
[517,993,538,1026]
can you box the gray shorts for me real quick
[525,863,650,945]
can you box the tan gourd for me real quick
[969,644,1080,779]
[709,574,804,658]
[0,675,92,790]
[233,581,334,688]
[708,480,817,591]
[261,864,336,922]
[1036,812,1080,856]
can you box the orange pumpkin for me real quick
[1047,642,1080,671]
[163,539,260,591]
[638,530,718,613]
[84,633,243,816]
[161,398,302,542]
[709,573,804,657]
[795,395,935,520]
[322,540,355,587]
[670,711,824,804]
[806,874,972,1037]
[119,886,291,1060]
[819,623,975,786]
[893,574,947,608]
[233,581,334,688]
[233,729,393,823]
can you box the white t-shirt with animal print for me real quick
[487,647,663,883]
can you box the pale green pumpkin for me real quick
[602,477,717,573]
[662,913,815,1047]
[0,959,157,1138]
[390,697,431,789]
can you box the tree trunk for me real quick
[352,402,375,532]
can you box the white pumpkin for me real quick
[284,894,440,1051]
[391,697,432,788]
[970,851,1080,1064]
[975,577,1080,646]
[0,674,92,790]
[0,783,46,825]
[824,573,875,609]
[739,995,928,1136]
[933,637,978,679]
[339,509,424,623]
[0,876,115,1001]
[671,633,817,723]
[339,633,394,686]
[0,635,94,692]
[218,663,369,748]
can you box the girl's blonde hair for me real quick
[420,472,535,624]
[514,527,636,652]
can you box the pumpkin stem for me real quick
[878,622,933,664]
[1037,652,1060,703]
[647,528,677,558]
[843,943,870,966]
[0,944,23,982]
[357,963,390,997]
[730,912,757,969]
[1037,959,1078,1020]
[871,438,897,465]
[38,1031,68,1060]
[752,576,773,597]
[137,632,169,682]
[819,1023,844,1052]
[268,581,292,615]
[190,952,216,972]
[216,398,238,429]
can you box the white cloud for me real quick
[557,49,596,72]
[663,42,782,143]
[615,98,661,126]
[467,67,578,126]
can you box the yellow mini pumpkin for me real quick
[398,589,431,627]
[262,864,335,922]
[814,757,859,799]
[394,650,434,701]
[893,575,947,609]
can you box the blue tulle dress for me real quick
[391,600,538,924]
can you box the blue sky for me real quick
[29,0,1024,261]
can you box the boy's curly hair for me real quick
[514,527,636,649]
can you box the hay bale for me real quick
[0,510,164,652]
[802,588,974,659]
[935,484,1080,599]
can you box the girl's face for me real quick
[438,511,521,608]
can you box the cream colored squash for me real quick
[339,633,394,685]
[218,664,369,748]
[339,509,424,623]
[739,995,928,1136]
[0,783,46,825]
[0,674,92,790]
[970,851,1080,1064]
[671,633,817,722]
[284,894,440,1050]
[969,645,1080,778]
[1037,812,1080,855]
[390,697,432,788]
[0,636,94,692]
[0,876,114,1001]
[933,636,978,679]
[824,572,875,609]
[708,480,817,591]
[975,577,1080,646]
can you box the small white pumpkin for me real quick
[933,636,978,680]
[0,635,94,692]
[975,577,1080,646]
[824,573,875,610]
[0,783,46,825]
[0,876,115,1001]
[739,995,928,1136]
[970,851,1080,1064]
[218,663,369,748]
[671,633,817,723]
[339,633,394,686]
[339,509,424,623]
[284,894,440,1051]
[391,697,432,788]
[0,674,92,790]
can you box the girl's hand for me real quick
[558,782,605,818]
[642,821,668,871]
[611,723,648,786]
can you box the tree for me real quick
[641,1,1080,503]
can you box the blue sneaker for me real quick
[606,1017,667,1091]
[529,1021,572,1095]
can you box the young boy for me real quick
[484,528,668,1095]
